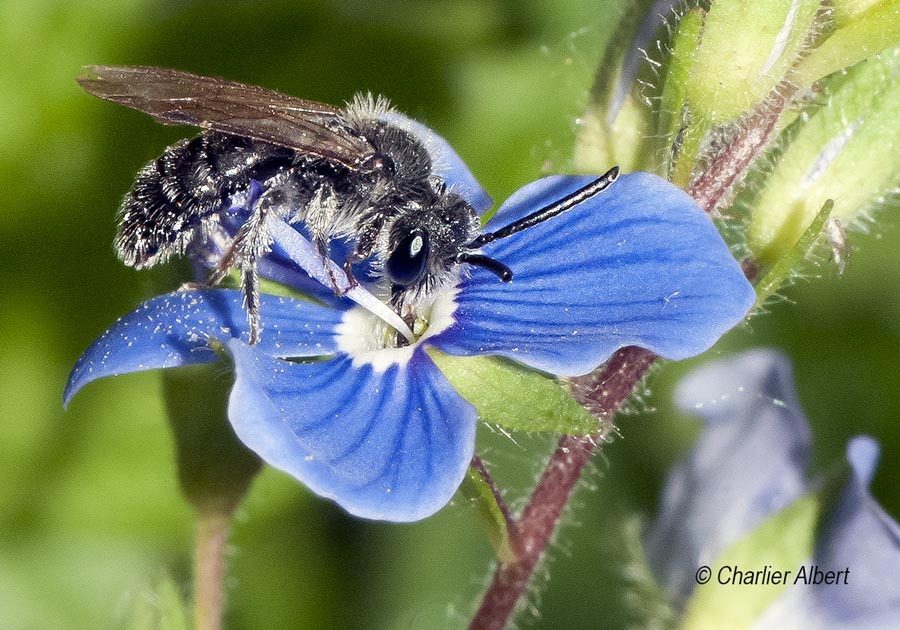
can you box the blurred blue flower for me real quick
[64,120,753,522]
[647,350,900,627]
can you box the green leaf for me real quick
[749,47,900,265]
[681,494,821,630]
[458,465,517,564]
[426,350,598,434]
[794,2,900,86]
[685,0,820,123]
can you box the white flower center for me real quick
[335,287,459,372]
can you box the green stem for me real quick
[193,510,232,630]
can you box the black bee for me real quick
[78,66,618,344]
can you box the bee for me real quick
[78,66,618,344]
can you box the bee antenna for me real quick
[468,166,619,248]
[457,253,513,282]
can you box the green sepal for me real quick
[127,576,191,630]
[794,3,900,87]
[426,350,598,435]
[749,48,900,265]
[163,359,262,516]
[685,0,819,124]
[458,465,517,564]
[753,199,834,309]
[658,7,705,185]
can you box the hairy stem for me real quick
[468,348,656,630]
[687,88,794,214]
[194,510,231,630]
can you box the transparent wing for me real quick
[78,65,377,171]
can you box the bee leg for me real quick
[175,241,238,293]
[240,256,261,345]
[206,195,274,344]
[233,201,277,344]
[341,260,359,291]
[206,244,239,287]
[314,237,359,295]
[332,216,382,295]
[178,193,273,343]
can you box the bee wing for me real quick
[77,65,377,171]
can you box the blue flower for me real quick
[64,118,754,522]
[647,350,900,627]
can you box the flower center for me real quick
[335,287,458,372]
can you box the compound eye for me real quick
[386,229,429,286]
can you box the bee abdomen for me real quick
[115,133,293,268]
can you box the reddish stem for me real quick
[687,89,792,214]
[468,348,656,630]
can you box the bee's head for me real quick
[384,190,480,303]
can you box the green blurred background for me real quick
[1,1,898,628]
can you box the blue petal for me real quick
[757,436,900,628]
[256,256,347,308]
[382,111,492,213]
[430,173,755,376]
[226,343,477,522]
[645,350,811,601]
[64,290,343,407]
[261,224,383,307]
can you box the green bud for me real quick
[659,7,705,184]
[146,263,261,516]
[831,0,894,27]
[794,2,900,87]
[685,0,820,123]
[749,47,900,265]
[573,0,660,173]
[163,361,262,516]
[574,95,651,174]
